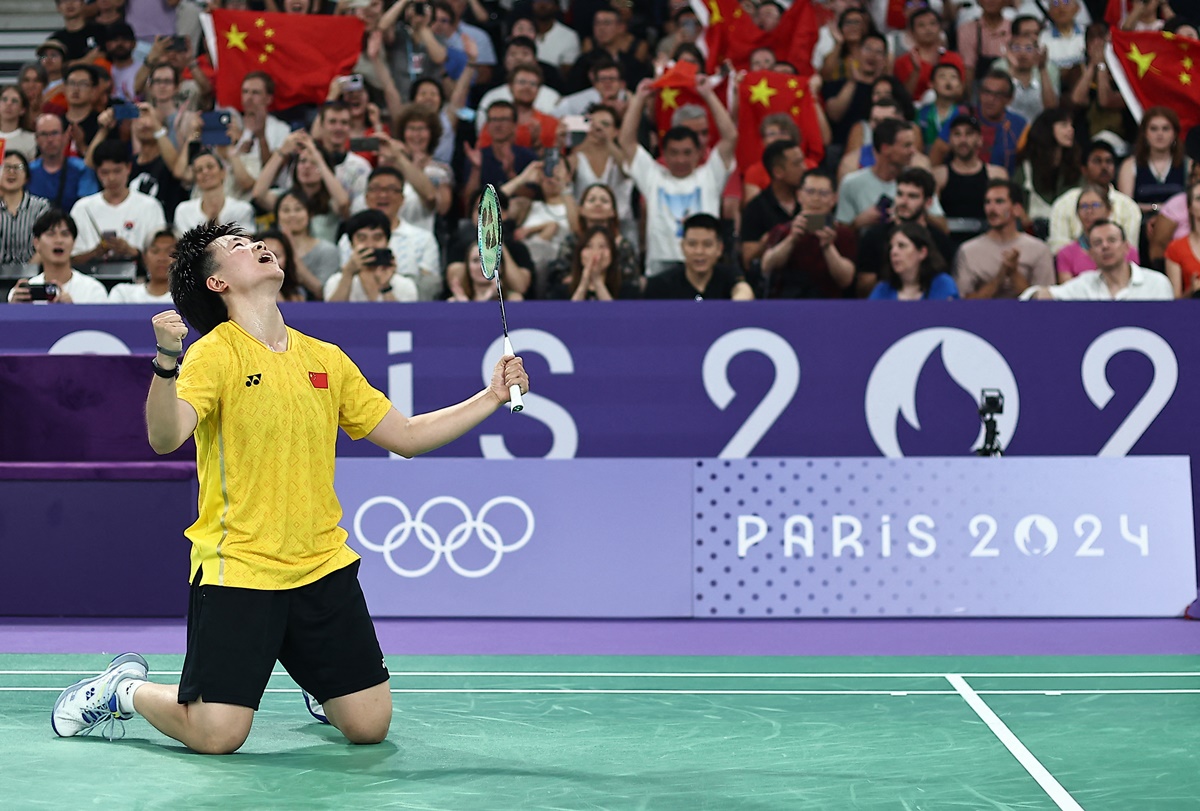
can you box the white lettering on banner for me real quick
[387,331,414,461]
[738,513,1152,560]
[865,328,1019,458]
[479,328,579,459]
[352,495,534,577]
[703,328,800,459]
[1081,327,1178,457]
[967,514,1151,557]
[49,330,131,355]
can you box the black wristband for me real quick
[151,357,180,379]
[156,344,182,358]
[379,285,393,294]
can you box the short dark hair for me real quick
[986,177,1027,208]
[92,140,130,168]
[800,167,835,190]
[169,221,246,336]
[1011,14,1040,36]
[32,207,77,239]
[1087,217,1127,242]
[410,77,445,105]
[872,117,907,152]
[762,139,799,176]
[682,213,723,241]
[908,6,939,29]
[862,31,888,52]
[1084,139,1118,164]
[242,71,275,96]
[366,166,405,192]
[64,64,99,86]
[589,55,620,77]
[320,100,350,120]
[930,62,963,84]
[486,100,516,119]
[342,208,393,242]
[507,36,537,54]
[509,62,544,85]
[662,126,701,150]
[897,167,936,201]
[980,69,1015,98]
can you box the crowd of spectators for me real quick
[0,0,1195,304]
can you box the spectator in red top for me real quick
[893,7,966,102]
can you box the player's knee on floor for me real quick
[190,724,252,755]
[338,715,390,745]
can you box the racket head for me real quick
[477,184,503,281]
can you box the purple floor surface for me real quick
[0,618,1195,657]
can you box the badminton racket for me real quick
[478,184,524,412]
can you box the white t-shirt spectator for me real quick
[337,219,442,300]
[173,197,258,235]
[71,190,167,256]
[399,162,453,234]
[536,22,581,68]
[234,114,292,182]
[322,271,418,302]
[107,282,174,303]
[626,145,733,273]
[8,269,108,303]
[1019,263,1173,301]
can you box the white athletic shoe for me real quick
[51,653,148,740]
[302,690,330,725]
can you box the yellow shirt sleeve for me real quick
[175,335,227,423]
[336,347,392,440]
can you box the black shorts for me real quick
[178,560,389,710]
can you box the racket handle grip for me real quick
[503,336,524,413]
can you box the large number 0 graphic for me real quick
[703,328,800,459]
[1081,327,1178,456]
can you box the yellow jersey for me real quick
[175,320,392,589]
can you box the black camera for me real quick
[370,248,395,267]
[411,1,429,16]
[979,388,1004,417]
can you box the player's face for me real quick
[681,227,722,274]
[209,235,282,293]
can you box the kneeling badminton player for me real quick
[50,223,528,753]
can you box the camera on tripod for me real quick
[975,388,1004,457]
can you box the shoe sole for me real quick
[51,652,149,738]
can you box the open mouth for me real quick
[258,252,275,264]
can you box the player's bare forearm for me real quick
[366,389,502,458]
[146,377,198,454]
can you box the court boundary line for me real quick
[4,686,1199,696]
[2,669,1198,678]
[947,674,1084,811]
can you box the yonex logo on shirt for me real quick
[245,373,262,387]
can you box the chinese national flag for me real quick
[693,0,819,77]
[736,70,825,172]
[1105,0,1125,28]
[651,60,717,143]
[211,10,364,111]
[1108,30,1200,134]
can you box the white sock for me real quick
[116,679,147,716]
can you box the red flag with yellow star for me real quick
[1108,29,1200,134]
[211,10,364,111]
[692,0,818,77]
[736,70,825,174]
[651,60,717,143]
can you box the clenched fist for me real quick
[152,310,188,355]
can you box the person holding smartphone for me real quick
[323,209,419,302]
[7,207,107,303]
[760,167,858,298]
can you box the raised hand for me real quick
[152,310,188,353]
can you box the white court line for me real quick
[4,686,1199,696]
[1,669,1197,678]
[947,675,1084,811]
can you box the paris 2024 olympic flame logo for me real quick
[865,328,1019,457]
[352,496,534,578]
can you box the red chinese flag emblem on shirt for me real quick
[1108,29,1200,134]
[736,70,825,173]
[211,10,364,111]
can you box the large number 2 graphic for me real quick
[702,328,800,459]
[1081,327,1178,456]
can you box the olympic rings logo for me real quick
[352,496,534,578]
